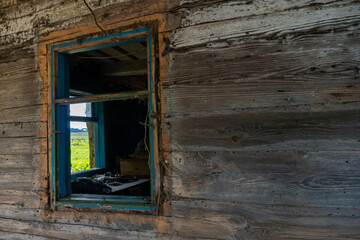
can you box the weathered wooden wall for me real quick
[1,0,360,239]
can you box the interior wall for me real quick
[104,99,148,170]
[0,0,359,239]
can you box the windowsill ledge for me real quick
[58,194,154,211]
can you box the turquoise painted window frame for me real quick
[50,28,156,211]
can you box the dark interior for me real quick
[104,99,149,170]
[68,40,150,197]
[69,41,148,95]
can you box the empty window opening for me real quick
[70,103,94,172]
[56,38,153,201]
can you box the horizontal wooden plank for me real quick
[0,71,42,110]
[163,24,360,115]
[0,189,40,209]
[0,45,35,64]
[1,197,358,240]
[0,231,50,240]
[165,151,360,206]
[45,205,238,240]
[0,122,46,138]
[0,1,56,19]
[0,56,42,109]
[0,214,249,240]
[0,137,47,155]
[0,217,161,240]
[0,207,41,222]
[0,58,34,76]
[161,100,360,120]
[0,168,40,191]
[0,154,44,170]
[0,149,356,239]
[55,90,148,105]
[173,218,360,240]
[177,0,338,28]
[171,2,360,48]
[168,172,360,207]
[0,0,92,45]
[167,151,360,176]
[171,198,360,223]
[0,105,46,124]
[172,217,240,240]
[171,199,360,240]
[163,81,360,116]
[165,110,360,151]
[0,0,174,46]
[169,26,360,85]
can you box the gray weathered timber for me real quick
[0,0,359,239]
[164,23,360,115]
[171,1,360,49]
[171,199,360,239]
[167,151,360,205]
[165,111,360,151]
[0,105,47,123]
[0,154,43,169]
[0,122,46,138]
[177,0,340,28]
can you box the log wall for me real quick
[0,0,359,239]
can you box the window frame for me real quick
[50,28,157,211]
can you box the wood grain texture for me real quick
[0,105,46,123]
[0,154,43,169]
[0,137,46,155]
[166,151,360,205]
[176,0,341,28]
[0,232,50,240]
[0,217,161,240]
[171,199,360,240]
[171,1,360,49]
[165,110,360,151]
[0,0,175,45]
[0,168,40,191]
[0,71,42,110]
[163,22,360,115]
[0,122,46,138]
[1,0,360,239]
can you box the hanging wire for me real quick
[83,0,108,37]
[143,106,150,162]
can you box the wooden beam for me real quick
[113,46,138,60]
[101,59,147,77]
[69,116,97,122]
[55,90,148,105]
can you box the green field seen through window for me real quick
[71,132,91,172]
